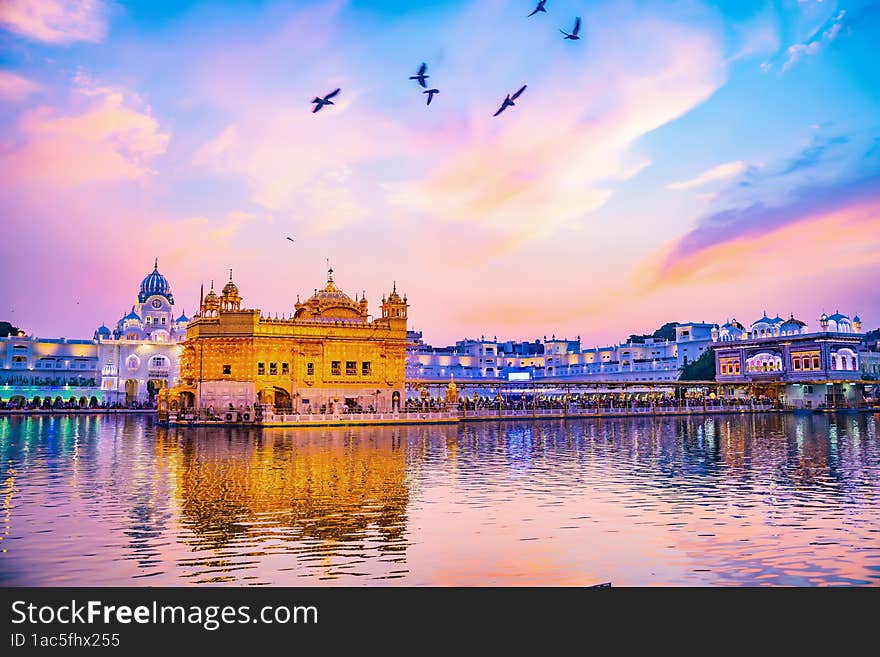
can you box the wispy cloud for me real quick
[667,161,748,190]
[653,173,880,280]
[780,134,849,175]
[0,0,110,44]
[387,10,726,255]
[781,10,846,72]
[0,70,42,102]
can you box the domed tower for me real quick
[201,281,220,317]
[853,315,862,332]
[820,312,829,330]
[381,282,408,324]
[220,270,242,312]
[138,258,174,304]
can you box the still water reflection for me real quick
[1,413,878,586]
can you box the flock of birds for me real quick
[310,3,582,116]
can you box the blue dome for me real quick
[123,309,141,322]
[94,324,111,339]
[827,312,850,322]
[176,311,189,323]
[780,315,806,332]
[138,259,174,303]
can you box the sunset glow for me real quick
[1,0,878,344]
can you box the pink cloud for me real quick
[0,0,110,44]
[0,74,169,187]
[387,17,726,256]
[0,70,42,102]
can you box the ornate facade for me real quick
[712,310,867,408]
[95,259,186,403]
[169,268,408,415]
[0,260,186,406]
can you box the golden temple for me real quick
[163,268,408,416]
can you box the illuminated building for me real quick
[95,258,189,343]
[407,322,716,382]
[168,268,408,414]
[712,310,870,408]
[0,260,185,406]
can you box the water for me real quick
[1,412,878,586]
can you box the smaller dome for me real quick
[827,311,850,322]
[853,315,861,322]
[222,270,239,297]
[820,312,829,322]
[96,324,110,335]
[204,287,219,303]
[123,308,141,322]
[723,318,745,331]
[780,314,806,332]
[176,311,189,323]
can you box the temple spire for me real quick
[154,257,158,270]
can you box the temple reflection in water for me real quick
[1,412,879,586]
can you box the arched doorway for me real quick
[147,379,166,403]
[392,390,401,412]
[89,396,99,408]
[274,387,292,412]
[124,379,139,405]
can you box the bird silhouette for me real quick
[311,88,340,113]
[528,1,547,17]
[286,236,295,243]
[409,62,429,88]
[560,16,581,40]
[493,85,527,116]
[423,88,439,106]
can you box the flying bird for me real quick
[286,237,295,243]
[409,62,429,88]
[493,85,527,117]
[560,16,581,40]
[528,1,547,17]
[423,88,439,106]
[311,88,340,113]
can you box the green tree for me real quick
[679,349,716,381]
[0,321,21,337]
[627,321,679,344]
[651,322,679,342]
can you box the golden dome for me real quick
[222,269,239,297]
[294,268,366,320]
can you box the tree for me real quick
[679,349,716,381]
[0,321,21,337]
[651,322,679,342]
[627,321,679,344]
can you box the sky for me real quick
[1,0,878,347]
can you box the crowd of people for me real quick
[0,396,157,411]
[405,392,776,413]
